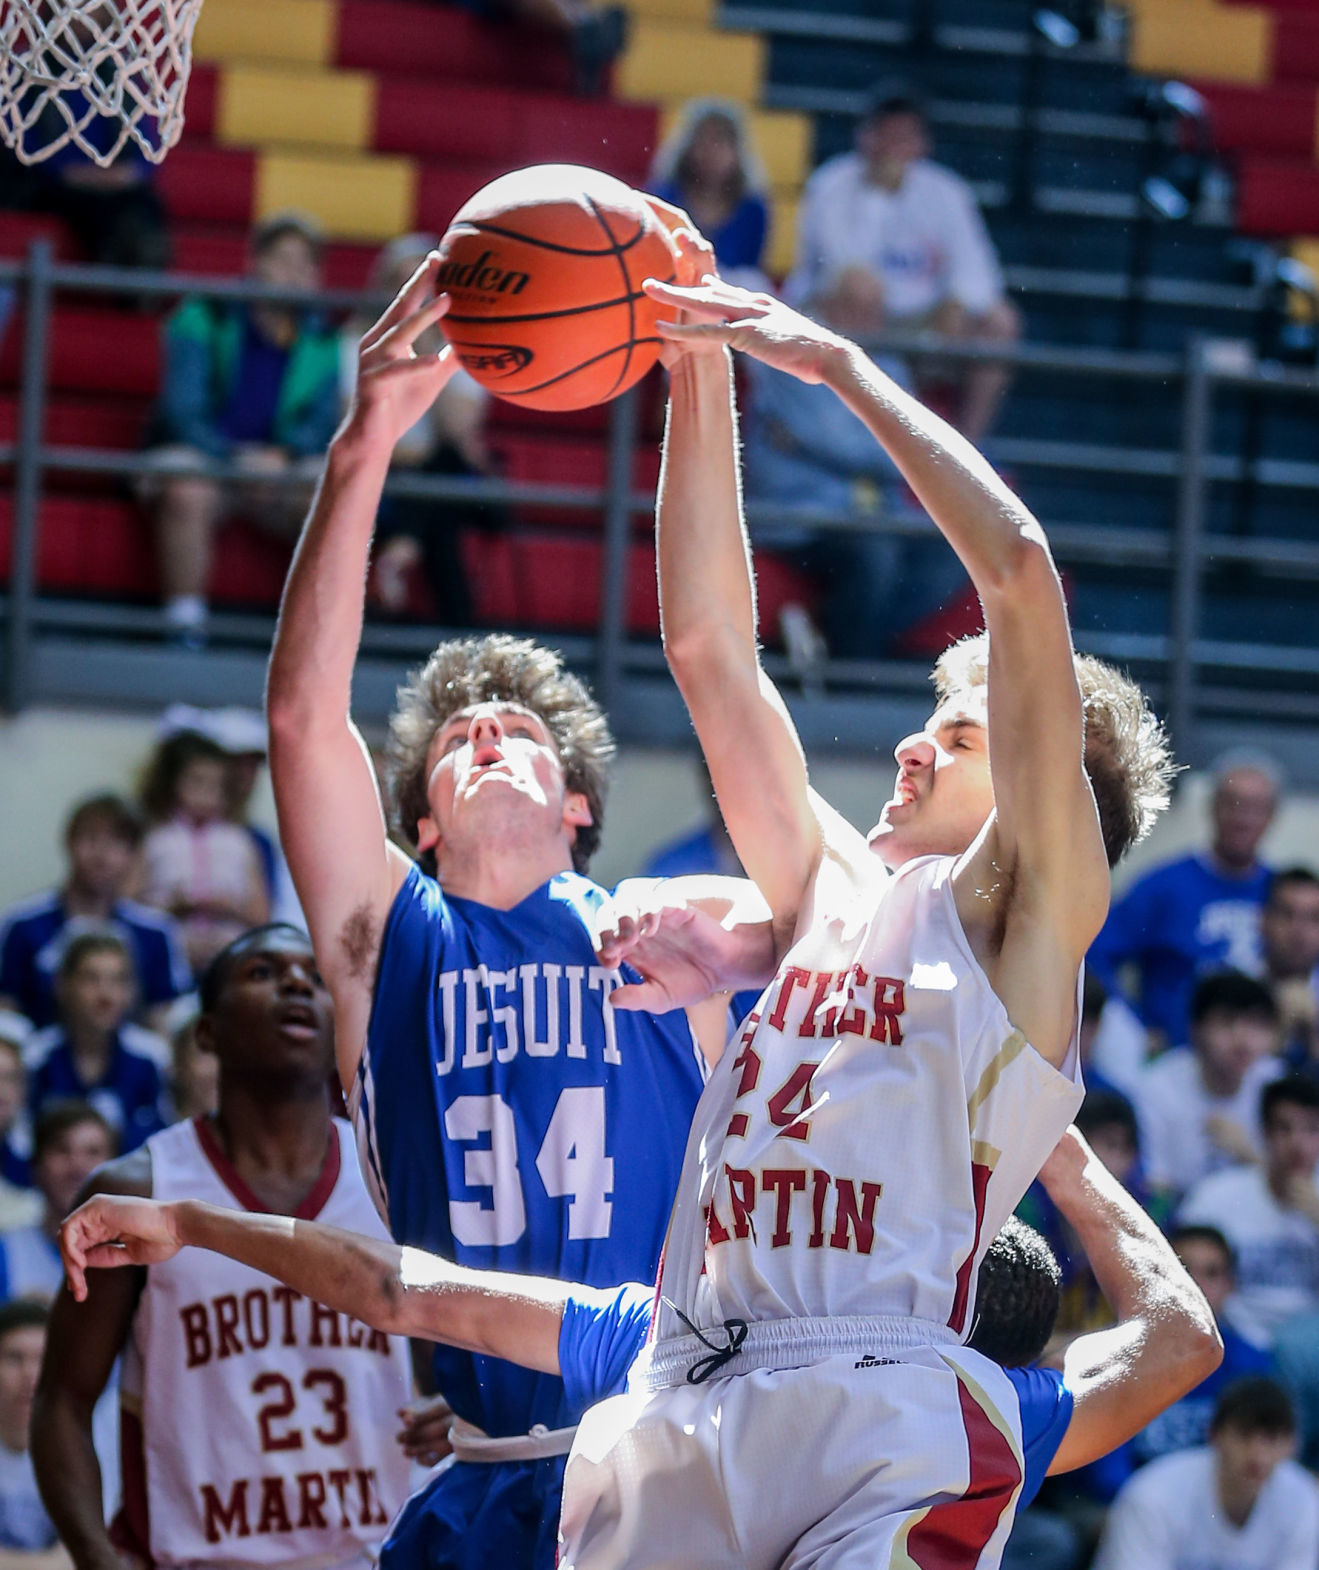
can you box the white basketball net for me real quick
[0,0,203,166]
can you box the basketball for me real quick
[436,164,679,412]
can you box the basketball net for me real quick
[0,0,202,166]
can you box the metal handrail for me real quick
[3,243,1319,764]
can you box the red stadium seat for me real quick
[0,308,161,398]
[334,1,575,94]
[156,146,257,226]
[1198,82,1317,158]
[1236,157,1319,235]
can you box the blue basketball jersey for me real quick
[355,861,707,1440]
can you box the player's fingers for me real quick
[378,291,452,355]
[655,319,737,344]
[608,981,671,1012]
[83,1241,130,1269]
[642,279,743,318]
[361,254,440,348]
[640,191,698,238]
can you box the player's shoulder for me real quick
[81,1142,154,1203]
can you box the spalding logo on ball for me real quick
[437,164,679,412]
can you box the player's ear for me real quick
[415,815,440,854]
[194,1013,217,1056]
[562,791,593,831]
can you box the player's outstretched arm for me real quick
[1040,1128,1222,1475]
[267,257,458,1083]
[647,241,823,928]
[32,1153,151,1570]
[59,1195,568,1377]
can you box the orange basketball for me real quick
[436,164,678,412]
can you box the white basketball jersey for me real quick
[648,847,1084,1350]
[115,1118,413,1570]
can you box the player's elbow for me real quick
[979,525,1058,604]
[1161,1300,1224,1399]
[662,619,755,685]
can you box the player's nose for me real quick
[280,958,316,994]
[894,730,935,768]
[467,708,504,745]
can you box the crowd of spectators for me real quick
[1000,744,1319,1568]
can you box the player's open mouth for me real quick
[278,1004,318,1038]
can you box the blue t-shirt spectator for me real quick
[651,178,768,274]
[0,893,190,1029]
[557,1282,1074,1510]
[1088,854,1272,1048]
[26,1023,167,1153]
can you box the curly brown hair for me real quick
[933,632,1176,867]
[386,634,615,874]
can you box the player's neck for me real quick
[437,839,574,909]
[208,1087,334,1212]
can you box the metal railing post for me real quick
[1168,335,1213,762]
[594,386,639,714]
[4,239,54,713]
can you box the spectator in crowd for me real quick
[0,1031,38,1238]
[26,934,167,1154]
[0,794,189,1033]
[649,100,770,282]
[1259,866,1319,1072]
[142,212,340,644]
[739,272,967,661]
[165,1016,217,1123]
[452,0,626,94]
[0,1300,66,1567]
[1179,1076,1319,1349]
[1092,1377,1318,1570]
[1089,753,1281,1051]
[158,705,303,927]
[1135,972,1282,1205]
[137,732,269,977]
[0,1104,114,1303]
[342,235,494,629]
[785,83,1020,442]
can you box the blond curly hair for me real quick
[933,632,1175,867]
[386,634,615,873]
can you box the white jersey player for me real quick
[31,925,413,1570]
[555,232,1177,1567]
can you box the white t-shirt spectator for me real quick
[1134,1049,1281,1200]
[1093,1445,1319,1570]
[786,154,1004,320]
[1179,1166,1319,1347]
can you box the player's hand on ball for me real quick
[347,253,459,448]
[60,1195,185,1299]
[396,1395,456,1468]
[644,276,848,384]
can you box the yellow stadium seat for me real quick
[194,0,335,66]
[625,0,714,22]
[617,21,765,103]
[218,67,375,152]
[1292,240,1319,317]
[1128,0,1271,85]
[256,151,416,242]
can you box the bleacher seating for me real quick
[1,0,1317,667]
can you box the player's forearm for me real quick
[819,342,1054,601]
[28,1389,117,1570]
[657,353,758,675]
[1044,1136,1219,1352]
[175,1200,416,1335]
[266,422,392,734]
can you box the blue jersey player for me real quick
[265,261,766,1570]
